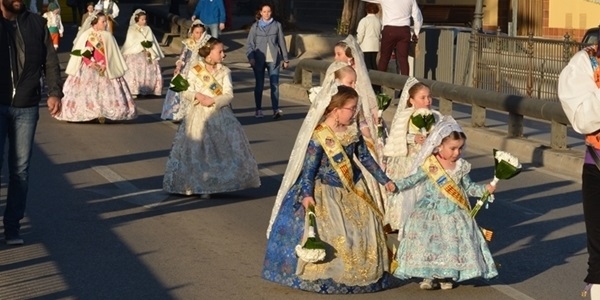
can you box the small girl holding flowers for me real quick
[383,78,442,232]
[391,116,498,290]
[121,9,164,98]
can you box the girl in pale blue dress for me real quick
[161,20,208,121]
[392,116,498,290]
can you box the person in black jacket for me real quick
[0,0,62,245]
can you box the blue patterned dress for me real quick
[263,127,394,293]
[392,158,498,282]
[161,39,200,121]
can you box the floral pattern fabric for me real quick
[161,44,197,121]
[262,128,393,293]
[56,40,136,122]
[122,51,163,96]
[392,158,498,282]
[163,63,260,195]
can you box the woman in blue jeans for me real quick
[246,3,289,119]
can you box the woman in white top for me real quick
[356,2,381,71]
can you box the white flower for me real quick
[295,245,326,263]
[413,108,433,117]
[494,150,522,168]
[308,86,322,104]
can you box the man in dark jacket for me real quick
[0,0,62,245]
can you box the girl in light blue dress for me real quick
[392,116,498,290]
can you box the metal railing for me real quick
[293,59,570,150]
[415,27,586,101]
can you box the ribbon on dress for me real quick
[313,123,383,219]
[190,63,223,96]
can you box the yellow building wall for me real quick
[549,0,600,30]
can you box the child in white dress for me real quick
[121,9,164,97]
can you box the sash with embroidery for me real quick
[191,63,223,96]
[584,46,600,149]
[422,155,470,211]
[87,33,105,56]
[313,123,383,218]
[422,155,493,241]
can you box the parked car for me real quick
[582,27,599,45]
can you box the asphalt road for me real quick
[0,14,588,300]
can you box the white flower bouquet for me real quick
[295,205,326,263]
[470,149,522,218]
[411,108,436,135]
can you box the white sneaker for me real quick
[255,110,264,118]
[419,278,434,290]
[440,281,453,290]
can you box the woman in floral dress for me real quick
[163,37,260,197]
[121,9,164,98]
[55,11,136,123]
[161,20,208,121]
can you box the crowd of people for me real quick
[1,0,526,296]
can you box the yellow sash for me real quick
[87,33,105,56]
[422,155,493,241]
[313,124,383,219]
[191,63,223,96]
[422,155,470,211]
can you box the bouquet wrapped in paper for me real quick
[141,40,153,63]
[295,205,326,263]
[169,74,190,92]
[376,93,392,138]
[470,149,522,218]
[140,40,153,48]
[70,46,93,59]
[411,108,436,135]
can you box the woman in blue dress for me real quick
[262,77,397,293]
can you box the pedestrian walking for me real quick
[0,0,63,245]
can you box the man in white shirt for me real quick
[558,42,600,300]
[362,0,422,76]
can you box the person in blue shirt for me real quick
[192,0,225,38]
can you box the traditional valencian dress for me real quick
[163,59,261,195]
[383,78,443,232]
[392,155,498,282]
[56,28,136,122]
[121,11,164,97]
[161,34,206,121]
[263,122,393,293]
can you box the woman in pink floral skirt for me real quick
[55,11,136,123]
[121,9,164,98]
